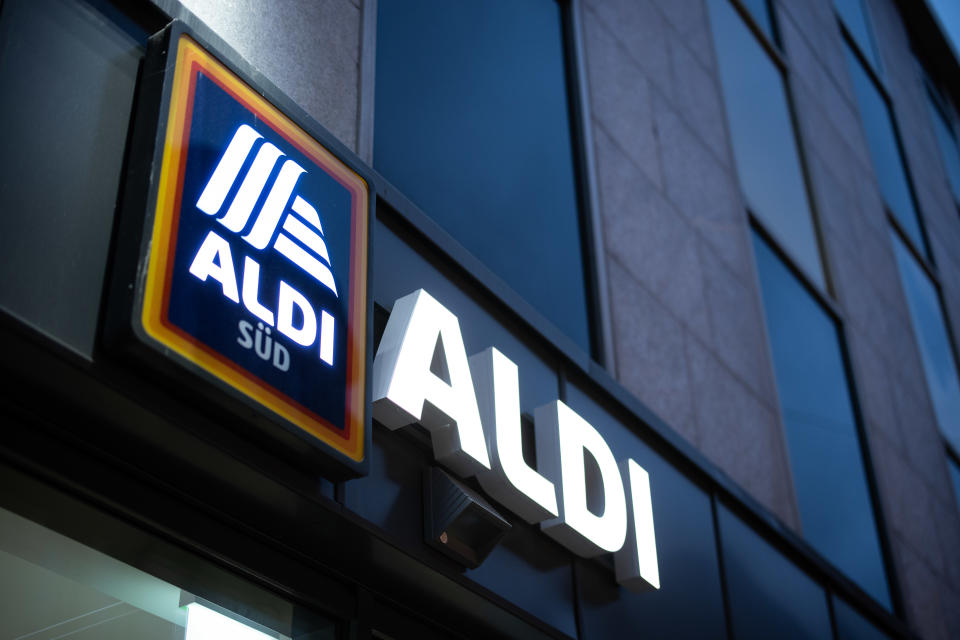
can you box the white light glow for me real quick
[372,289,490,476]
[614,459,661,591]
[184,603,276,640]
[536,400,627,557]
[472,347,558,523]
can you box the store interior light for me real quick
[185,602,276,640]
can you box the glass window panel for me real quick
[717,503,833,640]
[834,0,881,71]
[833,596,891,640]
[891,231,960,452]
[926,91,960,204]
[741,0,775,41]
[0,0,145,358]
[949,456,960,514]
[845,45,927,255]
[374,0,591,353]
[753,233,891,609]
[706,0,825,287]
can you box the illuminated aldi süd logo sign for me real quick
[113,24,371,476]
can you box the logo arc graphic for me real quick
[195,124,339,298]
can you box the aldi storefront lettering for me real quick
[109,22,657,587]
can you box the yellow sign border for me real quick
[141,35,368,462]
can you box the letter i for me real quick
[319,310,335,366]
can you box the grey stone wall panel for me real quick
[178,0,361,150]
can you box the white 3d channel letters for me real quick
[536,400,627,557]
[372,289,660,592]
[471,347,559,523]
[615,459,660,590]
[371,289,491,477]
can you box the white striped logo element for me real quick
[195,124,339,297]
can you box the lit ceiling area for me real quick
[0,507,186,640]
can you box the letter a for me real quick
[372,289,490,477]
[189,231,239,303]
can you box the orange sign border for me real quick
[141,35,368,462]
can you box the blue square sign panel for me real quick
[127,29,370,473]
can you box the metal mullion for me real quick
[888,210,939,284]
[834,309,909,622]
[889,213,960,484]
[749,214,846,323]
[728,0,787,72]
[838,18,889,101]
[843,27,937,270]
[726,0,838,306]
[710,495,736,640]
[562,0,615,372]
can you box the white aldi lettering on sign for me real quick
[372,289,660,592]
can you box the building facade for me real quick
[1,0,959,638]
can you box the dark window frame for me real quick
[839,15,934,266]
[922,72,960,211]
[834,0,884,77]
[751,223,898,613]
[712,0,904,621]
[715,0,832,295]
[835,0,960,622]
[889,220,960,482]
[368,0,611,367]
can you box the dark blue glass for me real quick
[753,233,891,609]
[741,0,775,39]
[891,231,960,453]
[949,456,960,515]
[374,0,591,354]
[706,0,824,287]
[845,44,927,256]
[717,504,832,640]
[834,596,891,640]
[834,0,881,71]
[926,91,960,204]
[566,385,728,639]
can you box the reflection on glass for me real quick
[834,0,880,71]
[716,504,833,640]
[926,90,960,204]
[374,0,591,353]
[845,44,927,256]
[891,231,960,453]
[753,233,891,609]
[707,0,824,287]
